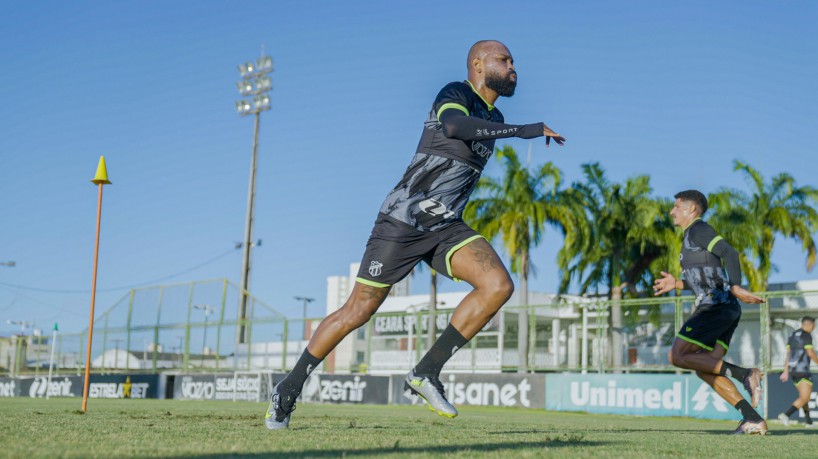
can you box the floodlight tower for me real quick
[235,52,274,344]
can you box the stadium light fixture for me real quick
[235,49,274,345]
[0,261,15,267]
[257,55,273,71]
[6,319,33,334]
[256,75,272,92]
[253,94,270,110]
[236,79,254,96]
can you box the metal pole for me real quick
[426,270,438,350]
[294,296,315,342]
[581,305,588,373]
[238,112,261,345]
[202,313,209,366]
[81,183,104,413]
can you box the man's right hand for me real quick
[780,371,789,382]
[543,123,565,147]
[653,271,677,296]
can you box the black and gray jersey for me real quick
[379,81,542,232]
[787,329,814,373]
[680,219,739,308]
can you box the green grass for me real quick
[1,399,816,458]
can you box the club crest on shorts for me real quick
[369,261,383,277]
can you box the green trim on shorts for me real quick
[716,339,729,352]
[445,235,486,281]
[707,236,724,252]
[795,378,813,387]
[436,103,469,121]
[676,333,714,351]
[355,277,390,289]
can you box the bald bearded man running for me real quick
[265,40,566,430]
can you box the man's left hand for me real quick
[544,123,565,147]
[730,285,764,304]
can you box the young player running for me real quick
[654,190,767,435]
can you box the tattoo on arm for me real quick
[469,239,501,272]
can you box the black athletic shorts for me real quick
[676,302,741,352]
[790,372,813,387]
[355,213,485,288]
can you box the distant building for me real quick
[323,263,586,374]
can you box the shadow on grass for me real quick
[176,438,609,458]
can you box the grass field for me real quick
[1,399,816,458]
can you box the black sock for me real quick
[413,323,468,377]
[277,349,322,410]
[734,399,763,422]
[804,406,812,424]
[784,405,798,417]
[719,361,751,381]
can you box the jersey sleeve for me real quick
[804,333,813,349]
[433,82,472,122]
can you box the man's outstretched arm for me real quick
[702,234,764,304]
[438,109,564,144]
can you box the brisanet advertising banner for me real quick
[392,373,545,409]
[0,377,21,397]
[0,375,159,399]
[766,371,817,422]
[545,373,750,420]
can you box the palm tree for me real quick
[464,145,578,371]
[557,163,678,367]
[709,160,818,291]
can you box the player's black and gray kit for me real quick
[787,329,814,386]
[356,81,545,287]
[676,219,744,351]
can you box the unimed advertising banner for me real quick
[392,373,546,409]
[545,373,750,420]
[0,375,159,399]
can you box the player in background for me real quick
[265,40,565,430]
[777,316,817,427]
[654,190,767,435]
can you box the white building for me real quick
[324,263,586,374]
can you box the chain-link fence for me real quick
[362,290,818,374]
[3,283,817,376]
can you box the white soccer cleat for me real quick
[404,371,458,418]
[264,383,295,430]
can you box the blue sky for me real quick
[1,1,816,335]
